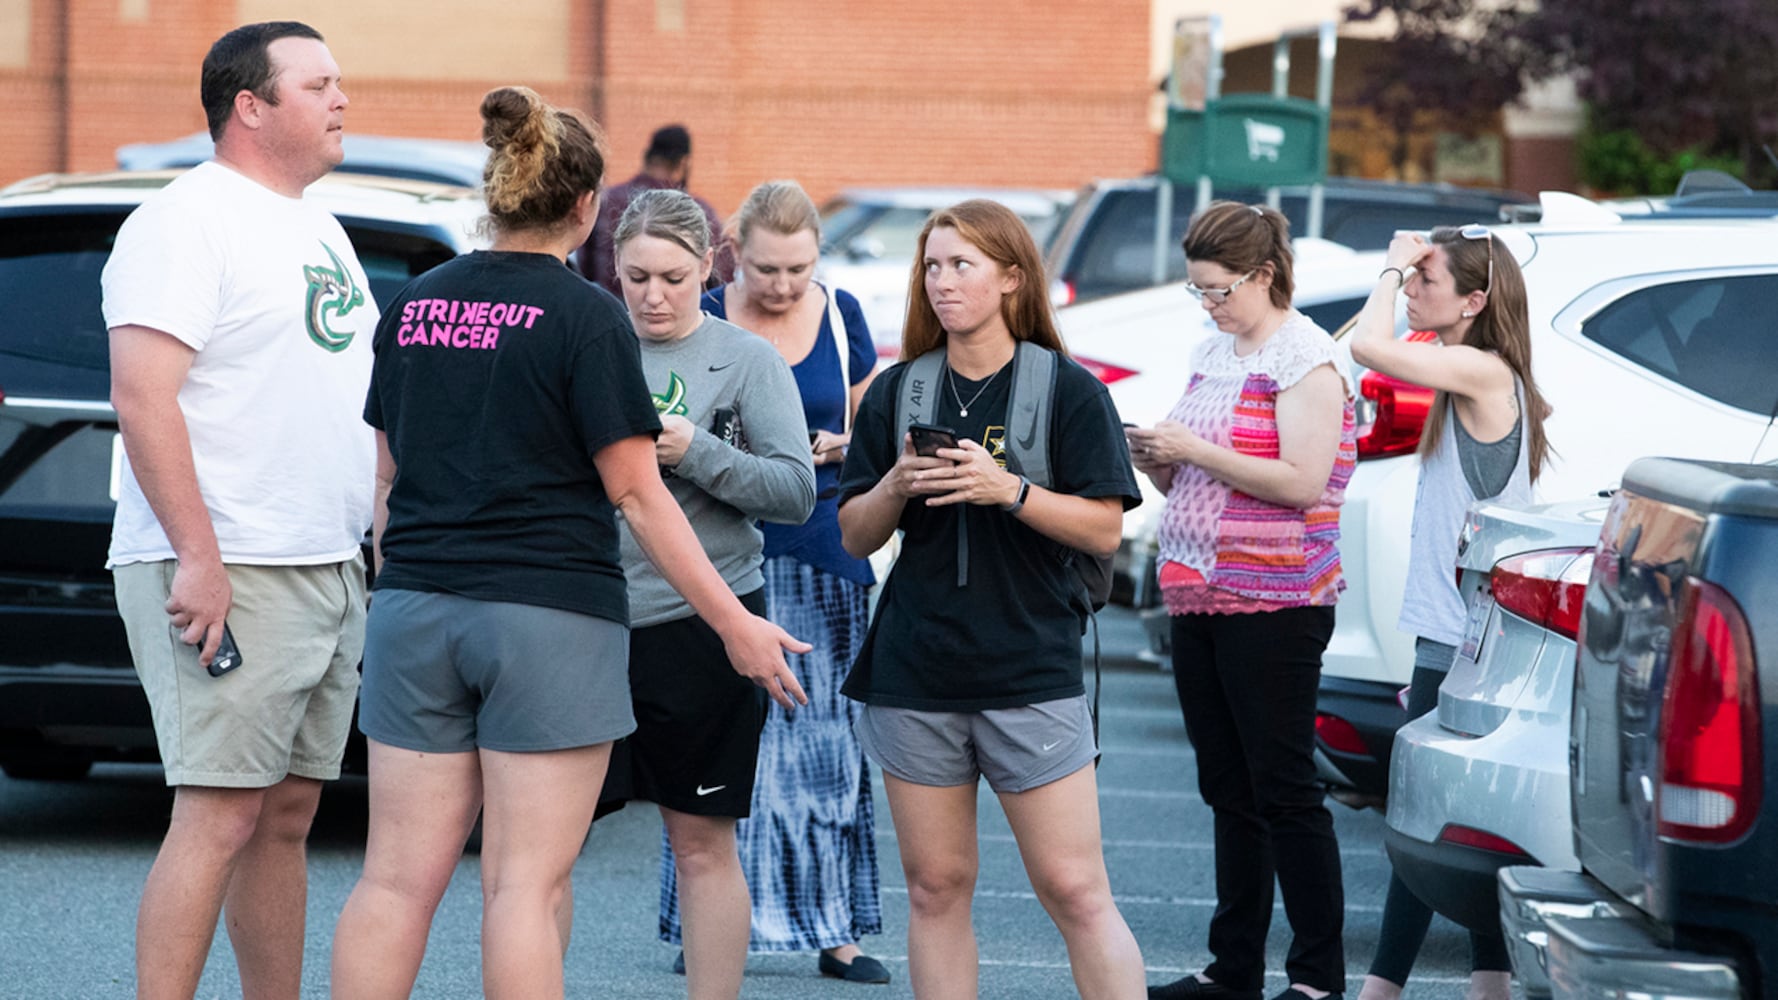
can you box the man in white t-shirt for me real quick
[101,21,376,1000]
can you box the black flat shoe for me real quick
[671,950,685,975]
[818,951,892,984]
[1268,991,1341,1000]
[1147,976,1262,1000]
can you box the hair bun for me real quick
[480,86,545,151]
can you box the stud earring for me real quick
[1461,310,1474,318]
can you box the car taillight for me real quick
[1315,713,1369,755]
[1075,355,1138,386]
[1437,823,1532,858]
[1354,330,1438,460]
[1489,548,1592,640]
[876,345,899,364]
[1050,279,1076,308]
[1658,578,1761,844]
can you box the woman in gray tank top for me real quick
[1347,225,1551,1000]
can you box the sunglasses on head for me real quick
[1185,269,1257,305]
[1459,223,1494,299]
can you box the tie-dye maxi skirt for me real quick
[658,555,884,950]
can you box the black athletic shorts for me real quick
[600,588,769,818]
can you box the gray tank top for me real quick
[1397,379,1534,647]
[1454,411,1523,499]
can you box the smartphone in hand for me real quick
[207,623,244,678]
[908,422,961,458]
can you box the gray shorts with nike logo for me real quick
[855,694,1096,793]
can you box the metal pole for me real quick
[1306,20,1337,242]
[1196,16,1223,220]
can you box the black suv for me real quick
[1043,174,1530,305]
[0,170,479,780]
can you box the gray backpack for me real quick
[893,341,1114,614]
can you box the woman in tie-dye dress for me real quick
[660,178,889,984]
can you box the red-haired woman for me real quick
[838,199,1147,999]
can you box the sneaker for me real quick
[1147,976,1262,1000]
[818,951,892,984]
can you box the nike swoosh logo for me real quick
[695,784,727,796]
[708,361,736,372]
[1041,740,1063,752]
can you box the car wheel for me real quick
[1,759,95,781]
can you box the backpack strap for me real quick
[895,348,966,586]
[894,348,945,444]
[1004,341,1057,488]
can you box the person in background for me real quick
[838,199,1147,1000]
[577,123,733,296]
[608,187,818,1000]
[1347,224,1548,1000]
[1129,201,1355,1000]
[675,178,887,983]
[328,87,808,1000]
[103,22,374,1000]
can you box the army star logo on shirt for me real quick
[303,242,366,353]
[985,425,1008,467]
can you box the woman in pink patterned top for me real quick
[1128,202,1357,1000]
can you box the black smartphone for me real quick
[809,430,822,445]
[207,623,244,678]
[908,422,960,458]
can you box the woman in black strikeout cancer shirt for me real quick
[330,87,807,1000]
[836,199,1146,1000]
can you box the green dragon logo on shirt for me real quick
[303,242,366,353]
[652,371,690,416]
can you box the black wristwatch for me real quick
[1002,475,1031,514]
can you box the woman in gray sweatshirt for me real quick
[606,187,816,1000]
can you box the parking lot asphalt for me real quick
[0,608,1487,999]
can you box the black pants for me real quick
[1170,606,1344,993]
[1366,653,1511,984]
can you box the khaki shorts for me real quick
[114,557,366,788]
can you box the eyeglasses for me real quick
[1185,269,1257,305]
[1460,224,1494,298]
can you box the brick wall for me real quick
[2,0,1156,216]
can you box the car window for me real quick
[0,211,121,398]
[847,207,934,261]
[1299,295,1368,336]
[819,202,876,253]
[1581,274,1778,415]
[1069,189,1193,299]
[1322,204,1484,250]
[0,211,458,401]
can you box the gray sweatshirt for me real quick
[619,313,816,627]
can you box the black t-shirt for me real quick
[837,351,1141,711]
[363,250,662,624]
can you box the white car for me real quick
[818,187,1072,351]
[1316,193,1778,801]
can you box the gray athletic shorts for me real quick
[359,589,634,754]
[855,693,1097,794]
